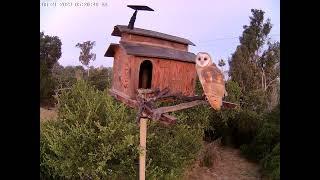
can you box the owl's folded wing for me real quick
[200,66,225,97]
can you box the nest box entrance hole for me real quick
[139,60,153,89]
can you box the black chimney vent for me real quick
[127,5,154,29]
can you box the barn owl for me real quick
[195,52,226,110]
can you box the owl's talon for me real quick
[201,93,207,101]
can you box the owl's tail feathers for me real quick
[206,95,223,111]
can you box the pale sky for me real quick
[40,0,280,69]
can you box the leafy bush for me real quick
[146,101,211,178]
[40,32,62,104]
[243,90,268,113]
[40,81,204,179]
[240,120,279,161]
[87,67,112,91]
[41,81,138,179]
[195,78,203,95]
[204,108,261,147]
[232,110,262,147]
[52,64,83,89]
[146,122,203,179]
[193,79,243,143]
[240,105,279,161]
[261,143,280,180]
[224,80,242,104]
[239,105,279,180]
[40,61,55,102]
[194,78,248,144]
[52,65,112,92]
[204,108,237,142]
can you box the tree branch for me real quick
[265,77,279,91]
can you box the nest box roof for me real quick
[105,42,196,63]
[111,25,196,46]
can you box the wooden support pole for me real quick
[139,117,148,180]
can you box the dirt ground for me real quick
[183,139,262,180]
[40,107,57,121]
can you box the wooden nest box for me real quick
[105,25,197,107]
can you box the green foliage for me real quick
[243,89,268,113]
[193,9,280,179]
[240,9,271,52]
[195,78,204,96]
[146,122,203,179]
[172,104,212,128]
[87,67,112,91]
[40,81,204,179]
[224,80,242,104]
[52,64,82,89]
[199,103,279,180]
[204,105,279,180]
[203,106,261,147]
[40,32,62,103]
[76,41,96,77]
[76,41,96,67]
[225,110,262,147]
[40,32,62,69]
[228,9,280,113]
[41,81,139,179]
[205,108,236,141]
[261,143,280,180]
[239,122,278,161]
[264,104,280,125]
[238,105,279,180]
[240,105,279,161]
[40,60,56,102]
[52,64,112,92]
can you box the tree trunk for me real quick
[264,75,267,91]
[261,72,264,90]
[261,68,266,91]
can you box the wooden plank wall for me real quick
[112,47,134,97]
[121,33,188,51]
[129,57,196,98]
[153,58,196,96]
[111,35,196,100]
[112,54,196,99]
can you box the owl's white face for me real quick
[196,52,212,67]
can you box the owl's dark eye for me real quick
[204,57,207,61]
[198,57,201,61]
